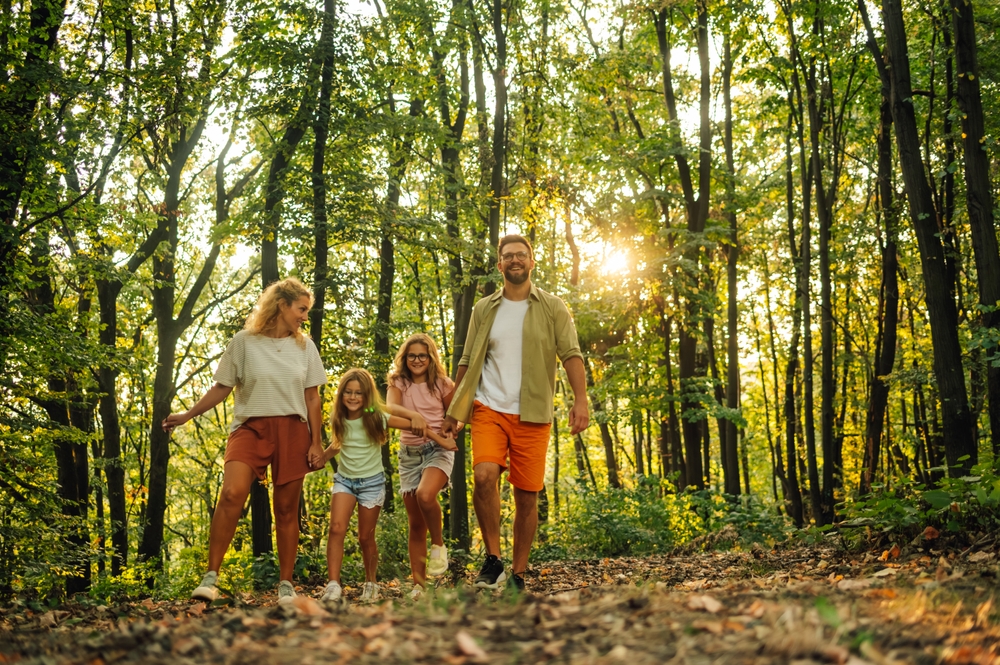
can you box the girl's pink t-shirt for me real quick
[393,376,454,446]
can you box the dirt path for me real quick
[2,544,998,664]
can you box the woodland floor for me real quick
[3,532,1000,664]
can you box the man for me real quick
[442,234,589,592]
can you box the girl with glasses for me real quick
[386,333,457,597]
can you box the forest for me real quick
[2,0,1000,611]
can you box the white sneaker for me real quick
[320,580,342,602]
[408,585,423,601]
[277,580,296,606]
[359,581,380,603]
[427,544,449,578]
[191,571,219,602]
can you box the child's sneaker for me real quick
[320,580,342,602]
[277,580,296,606]
[191,571,219,602]
[474,554,506,589]
[427,544,449,577]
[359,581,379,603]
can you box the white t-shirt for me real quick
[475,297,528,414]
[213,330,328,432]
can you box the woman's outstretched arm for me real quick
[161,383,234,431]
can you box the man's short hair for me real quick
[498,234,533,259]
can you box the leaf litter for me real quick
[2,543,999,664]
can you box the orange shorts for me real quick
[225,416,313,486]
[470,401,551,492]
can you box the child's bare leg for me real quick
[403,491,428,586]
[357,505,382,583]
[415,467,449,547]
[326,492,357,582]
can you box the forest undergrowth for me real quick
[3,534,999,665]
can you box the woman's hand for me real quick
[161,412,191,432]
[308,442,325,469]
[409,413,427,437]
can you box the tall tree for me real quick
[879,0,976,473]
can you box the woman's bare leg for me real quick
[272,476,306,582]
[207,462,255,572]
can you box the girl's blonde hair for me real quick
[331,368,388,447]
[244,277,312,348]
[386,333,448,396]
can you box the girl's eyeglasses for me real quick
[406,353,429,362]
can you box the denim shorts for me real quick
[332,472,386,509]
[398,441,454,494]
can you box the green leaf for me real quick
[922,490,952,510]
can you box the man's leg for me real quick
[472,462,502,556]
[511,487,538,575]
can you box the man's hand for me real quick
[441,415,464,438]
[568,401,590,435]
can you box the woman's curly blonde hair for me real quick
[244,277,312,348]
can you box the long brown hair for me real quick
[386,333,448,397]
[244,277,312,348]
[330,368,388,447]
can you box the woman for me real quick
[162,277,327,606]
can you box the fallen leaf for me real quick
[687,594,724,613]
[542,640,566,657]
[837,578,874,591]
[888,544,900,559]
[456,631,487,661]
[187,602,205,617]
[291,596,326,617]
[140,598,155,610]
[923,526,940,540]
[691,620,725,634]
[357,621,393,639]
[968,551,995,563]
[38,611,57,629]
[865,588,897,599]
[871,568,897,577]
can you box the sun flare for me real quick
[601,250,631,275]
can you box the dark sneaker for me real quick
[508,572,525,593]
[474,554,507,589]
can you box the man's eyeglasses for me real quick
[406,353,429,363]
[500,250,530,262]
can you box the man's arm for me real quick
[563,356,590,435]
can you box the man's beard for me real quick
[503,265,530,285]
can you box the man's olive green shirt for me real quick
[448,284,583,425]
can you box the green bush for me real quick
[840,461,1000,544]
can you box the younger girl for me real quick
[386,334,456,593]
[319,368,453,603]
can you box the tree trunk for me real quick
[583,357,620,488]
[722,33,740,498]
[310,0,337,357]
[880,0,976,473]
[858,0,899,495]
[950,0,1000,455]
